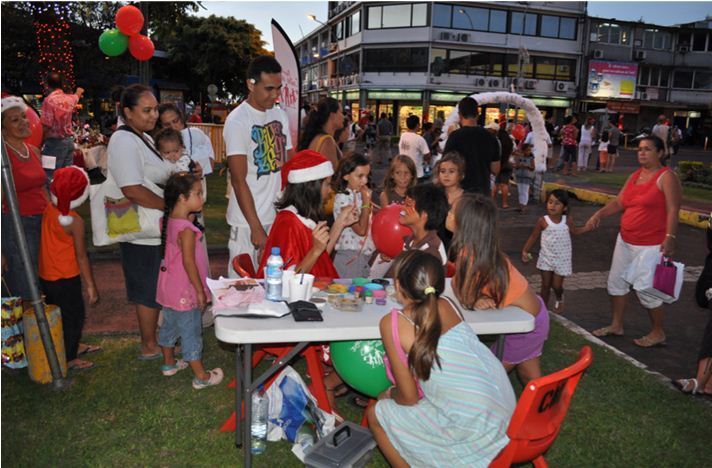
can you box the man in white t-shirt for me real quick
[398,115,431,180]
[223,55,294,276]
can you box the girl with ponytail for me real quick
[367,249,516,467]
[155,172,223,389]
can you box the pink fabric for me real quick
[384,308,425,399]
[156,219,210,311]
[40,90,79,139]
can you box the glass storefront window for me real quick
[555,59,575,81]
[448,51,469,74]
[535,57,557,80]
[398,106,423,134]
[468,52,490,75]
[433,3,452,28]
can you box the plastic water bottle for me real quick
[251,385,269,454]
[265,247,283,301]
[295,423,315,454]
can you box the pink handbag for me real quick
[653,256,677,297]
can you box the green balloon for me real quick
[99,29,128,57]
[330,340,391,398]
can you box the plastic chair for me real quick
[231,253,256,278]
[490,346,593,468]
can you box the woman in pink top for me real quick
[155,172,223,389]
[585,136,682,348]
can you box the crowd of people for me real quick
[2,52,708,466]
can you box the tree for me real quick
[153,15,268,101]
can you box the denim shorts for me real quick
[1,213,42,299]
[119,242,162,309]
[158,307,203,361]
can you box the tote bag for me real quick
[623,249,684,304]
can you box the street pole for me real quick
[1,138,71,390]
[138,2,150,85]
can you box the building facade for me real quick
[296,2,712,139]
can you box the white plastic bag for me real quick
[623,249,684,304]
[265,365,336,442]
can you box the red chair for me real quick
[490,346,593,468]
[231,253,256,278]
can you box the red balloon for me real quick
[24,106,43,149]
[128,35,154,61]
[371,204,413,258]
[115,5,144,36]
[512,124,526,141]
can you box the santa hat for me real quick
[281,150,334,190]
[49,166,90,226]
[1,95,27,115]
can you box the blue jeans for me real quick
[158,307,203,362]
[42,137,74,179]
[1,213,42,299]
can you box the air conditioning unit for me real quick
[439,32,453,41]
[458,33,470,42]
[555,81,568,92]
[524,80,536,89]
[634,50,647,60]
[475,77,486,87]
[488,79,501,88]
[592,49,604,59]
[677,45,689,53]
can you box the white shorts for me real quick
[607,234,663,309]
[227,224,271,278]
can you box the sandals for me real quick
[673,378,700,395]
[68,359,95,371]
[592,326,624,338]
[77,344,102,356]
[633,335,667,348]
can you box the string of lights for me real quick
[32,2,76,90]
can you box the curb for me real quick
[548,312,712,408]
[543,182,710,229]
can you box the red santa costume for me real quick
[257,150,339,279]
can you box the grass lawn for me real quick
[3,320,711,466]
[575,171,712,204]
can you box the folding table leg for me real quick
[495,335,505,359]
[235,344,243,448]
[243,343,252,468]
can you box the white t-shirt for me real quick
[223,101,292,227]
[333,188,375,255]
[579,126,595,145]
[107,129,173,245]
[398,132,430,178]
[182,127,215,176]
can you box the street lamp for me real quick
[457,8,474,30]
[307,14,344,108]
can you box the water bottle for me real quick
[295,423,315,454]
[251,385,269,454]
[265,247,283,301]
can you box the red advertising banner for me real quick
[607,101,641,113]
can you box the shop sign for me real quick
[430,92,470,102]
[587,60,638,99]
[328,91,360,100]
[529,98,571,108]
[606,101,640,113]
[367,90,422,100]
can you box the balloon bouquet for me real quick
[98,5,154,61]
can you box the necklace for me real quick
[5,141,30,160]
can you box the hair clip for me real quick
[424,286,435,295]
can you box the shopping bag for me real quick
[89,170,163,246]
[623,250,683,304]
[653,257,677,297]
[1,296,28,369]
[265,365,336,443]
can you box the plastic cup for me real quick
[282,270,296,299]
[289,273,315,302]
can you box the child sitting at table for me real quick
[256,150,358,278]
[448,194,550,384]
[367,249,515,467]
[371,183,449,278]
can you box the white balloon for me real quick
[441,92,550,172]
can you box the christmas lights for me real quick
[32,2,76,89]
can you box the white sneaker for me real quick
[192,368,224,389]
[161,359,189,376]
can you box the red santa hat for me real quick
[49,166,90,226]
[281,150,334,190]
[1,95,27,114]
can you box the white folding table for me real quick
[214,280,535,467]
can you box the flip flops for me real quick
[137,351,162,361]
[592,326,624,338]
[77,344,102,356]
[68,359,95,371]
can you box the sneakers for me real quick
[161,359,189,376]
[192,368,224,389]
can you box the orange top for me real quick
[39,204,80,281]
[480,260,529,307]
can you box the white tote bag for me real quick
[89,170,163,246]
[623,249,684,304]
